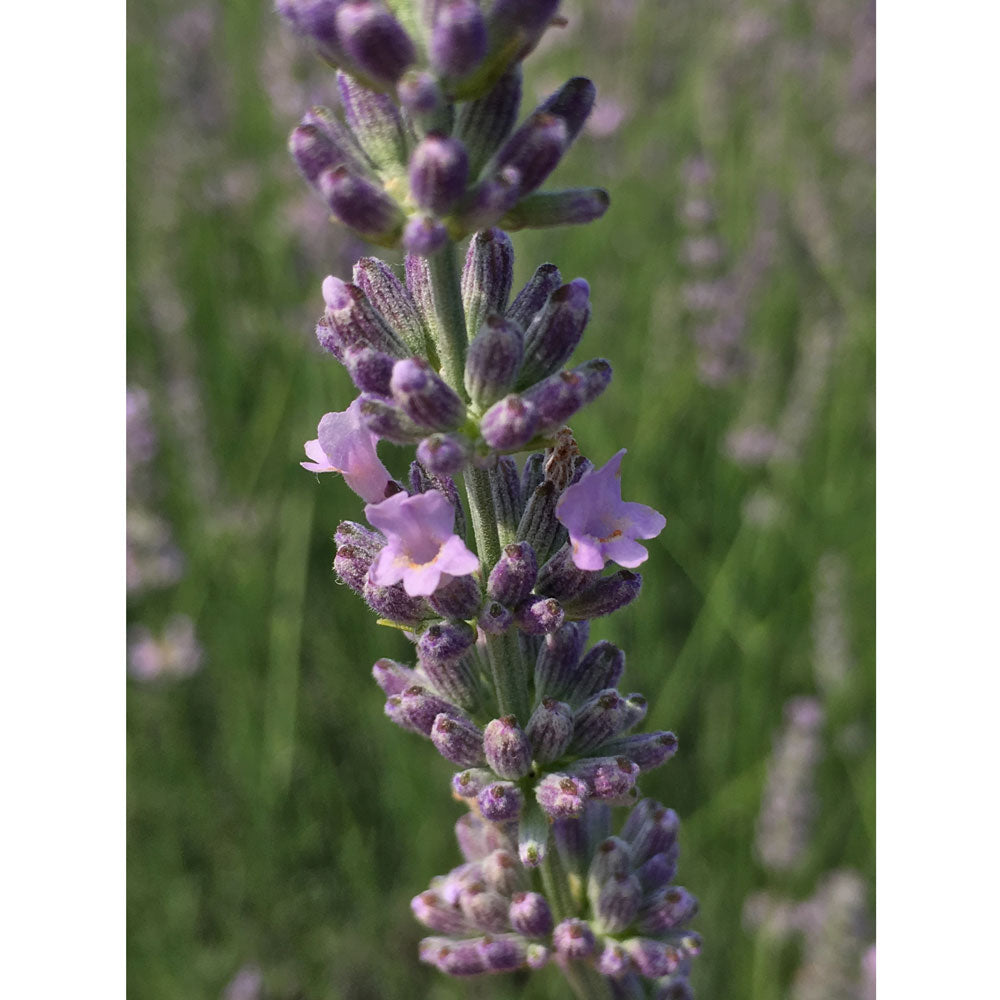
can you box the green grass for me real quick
[127,1,874,997]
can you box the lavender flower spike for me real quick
[556,449,666,571]
[301,397,394,504]
[365,489,478,596]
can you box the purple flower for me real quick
[365,490,478,596]
[555,449,666,571]
[301,397,393,504]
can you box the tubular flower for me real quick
[301,396,394,504]
[365,489,478,597]
[555,449,666,570]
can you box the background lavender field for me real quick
[127,1,875,997]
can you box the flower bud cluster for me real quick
[284,9,609,254]
[415,802,700,994]
[306,239,613,475]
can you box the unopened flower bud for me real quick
[417,433,471,477]
[462,229,515,343]
[357,394,425,443]
[562,569,642,620]
[507,262,562,331]
[335,543,374,593]
[386,684,466,736]
[517,480,565,566]
[288,123,346,184]
[623,938,683,979]
[336,71,407,169]
[525,697,574,763]
[638,886,699,934]
[594,872,642,934]
[397,69,442,117]
[419,935,487,976]
[532,620,588,701]
[363,578,431,625]
[539,76,597,144]
[353,256,428,357]
[483,715,533,779]
[459,883,509,933]
[568,756,640,802]
[335,1,416,87]
[477,780,524,822]
[411,889,468,934]
[510,892,554,938]
[655,980,695,1000]
[276,0,346,64]
[598,731,679,772]
[480,394,538,450]
[409,134,470,216]
[635,851,679,894]
[515,596,565,635]
[622,801,681,866]
[391,358,465,430]
[319,166,405,245]
[418,620,476,664]
[552,918,596,960]
[597,941,632,979]
[623,693,648,731]
[430,0,488,78]
[427,572,481,620]
[477,600,513,635]
[500,187,610,231]
[464,315,524,408]
[586,836,633,903]
[481,848,524,896]
[492,112,568,196]
[472,157,532,220]
[535,772,589,818]
[565,640,625,704]
[490,455,523,545]
[523,358,612,434]
[320,276,409,358]
[403,217,450,256]
[342,344,394,395]
[519,278,592,385]
[571,689,631,754]
[486,542,538,607]
[489,0,560,36]
[454,65,523,177]
[452,768,494,800]
[535,544,598,602]
[476,933,528,972]
[371,657,419,696]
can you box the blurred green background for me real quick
[127,1,874,997]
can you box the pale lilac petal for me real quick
[556,450,666,571]
[436,534,480,577]
[364,489,472,597]
[600,536,650,568]
[570,537,606,571]
[370,543,407,588]
[401,561,446,597]
[310,399,393,503]
[413,489,459,541]
[301,438,336,472]
[620,501,666,539]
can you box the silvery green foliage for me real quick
[278,4,700,996]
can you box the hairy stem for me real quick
[424,241,469,395]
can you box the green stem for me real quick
[424,241,468,395]
[540,844,577,923]
[462,464,502,572]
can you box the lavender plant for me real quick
[278,3,699,995]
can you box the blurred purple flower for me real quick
[555,449,665,571]
[365,490,478,597]
[128,615,204,682]
[301,397,393,504]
